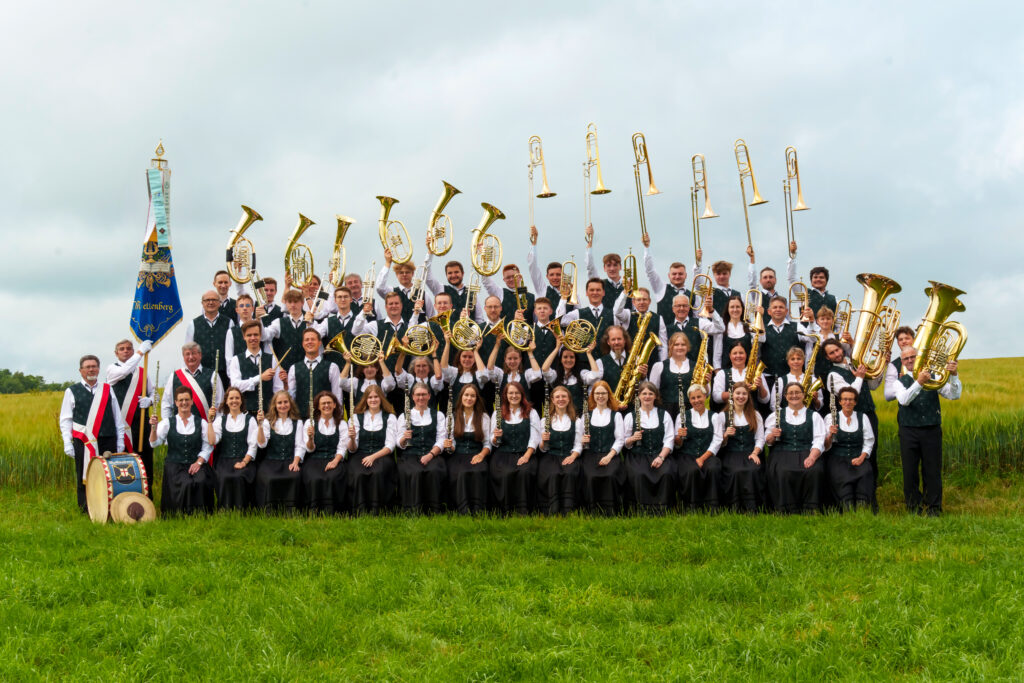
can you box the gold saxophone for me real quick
[743,332,766,388]
[801,333,823,408]
[691,329,714,387]
[613,312,662,405]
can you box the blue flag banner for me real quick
[147,168,171,248]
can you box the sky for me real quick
[1,0,1022,382]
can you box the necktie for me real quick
[592,307,599,317]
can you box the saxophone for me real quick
[801,333,824,408]
[613,312,662,405]
[691,329,714,387]
[743,331,766,388]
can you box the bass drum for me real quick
[86,453,151,524]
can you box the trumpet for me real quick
[691,154,718,272]
[226,205,262,284]
[912,281,967,390]
[850,273,902,379]
[513,271,529,311]
[427,180,460,256]
[471,202,504,276]
[284,213,316,288]
[744,288,765,333]
[789,281,811,321]
[377,195,413,264]
[783,146,809,256]
[561,256,579,306]
[632,132,661,241]
[734,139,768,250]
[584,123,610,243]
[835,294,853,337]
[623,249,640,299]
[528,135,556,227]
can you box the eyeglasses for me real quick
[201,298,219,303]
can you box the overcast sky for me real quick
[2,1,1021,381]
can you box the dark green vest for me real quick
[721,422,754,454]
[453,418,483,455]
[443,284,469,322]
[170,368,215,420]
[666,318,703,364]
[166,417,203,464]
[69,383,118,438]
[532,323,557,369]
[192,314,231,375]
[542,284,561,313]
[628,311,662,350]
[831,412,864,459]
[236,351,274,412]
[400,409,437,456]
[712,286,739,320]
[355,412,387,456]
[501,289,535,329]
[636,408,666,458]
[311,420,341,459]
[658,361,693,409]
[495,412,530,455]
[763,321,800,378]
[722,329,752,363]
[679,412,714,457]
[217,414,252,460]
[600,353,625,395]
[272,316,306,371]
[108,365,137,409]
[579,305,616,335]
[830,364,875,413]
[777,410,814,451]
[584,414,616,455]
[375,320,408,373]
[292,358,333,420]
[808,289,837,316]
[656,283,691,329]
[325,313,358,351]
[546,419,576,458]
[601,277,628,312]
[896,373,942,428]
[266,420,298,460]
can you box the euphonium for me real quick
[783,146,809,255]
[690,153,718,271]
[850,273,902,379]
[376,195,413,264]
[614,312,662,405]
[583,123,610,240]
[528,135,556,227]
[284,213,316,288]
[328,215,354,289]
[801,333,823,407]
[912,281,967,390]
[560,256,579,306]
[226,205,262,284]
[734,138,767,250]
[623,249,640,299]
[632,132,661,241]
[329,332,383,366]
[691,329,714,387]
[470,202,504,276]
[427,180,460,256]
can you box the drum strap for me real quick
[71,383,112,483]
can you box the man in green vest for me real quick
[287,328,343,420]
[184,289,235,386]
[884,345,962,516]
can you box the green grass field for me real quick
[2,357,1022,679]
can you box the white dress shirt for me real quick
[227,350,286,395]
[587,407,625,454]
[58,381,126,455]
[396,407,447,451]
[712,367,770,404]
[649,357,696,389]
[287,354,343,405]
[490,367,542,387]
[184,313,236,360]
[440,366,489,389]
[709,410,765,454]
[346,412,399,453]
[490,407,543,450]
[539,414,583,454]
[260,417,307,461]
[301,417,348,458]
[824,411,875,457]
[151,414,214,461]
[622,408,675,452]
[312,311,367,341]
[765,407,826,452]
[210,412,260,458]
[884,372,962,404]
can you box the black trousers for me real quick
[864,410,879,487]
[72,436,120,513]
[899,425,943,514]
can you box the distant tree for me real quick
[0,369,74,394]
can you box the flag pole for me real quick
[138,352,148,453]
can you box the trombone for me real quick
[632,132,661,241]
[583,123,610,245]
[528,135,556,227]
[376,195,413,264]
[427,180,460,256]
[783,146,809,256]
[734,138,768,250]
[690,154,718,273]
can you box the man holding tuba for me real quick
[884,345,962,516]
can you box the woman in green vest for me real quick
[768,347,823,411]
[579,380,625,516]
[254,390,305,512]
[149,385,215,515]
[649,332,695,421]
[765,382,827,514]
[713,383,766,512]
[339,354,396,408]
[622,381,676,514]
[395,382,447,514]
[303,391,348,514]
[715,294,756,370]
[540,343,600,417]
[674,384,721,511]
[488,381,541,515]
[438,343,488,416]
[345,384,398,515]
[537,385,583,514]
[442,384,491,514]
[206,387,257,511]
[824,386,875,511]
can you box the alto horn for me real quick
[471,202,505,276]
[376,195,413,264]
[528,135,556,227]
[912,281,967,390]
[734,138,768,250]
[784,146,809,256]
[329,215,354,288]
[632,132,661,242]
[226,205,262,284]
[427,180,460,256]
[284,213,315,288]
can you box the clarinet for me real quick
[773,377,783,430]
[211,350,220,419]
[153,361,161,421]
[257,352,263,413]
[542,382,551,433]
[633,395,642,435]
[582,392,590,440]
[445,386,455,453]
[404,384,411,425]
[308,366,315,424]
[492,385,502,447]
[678,379,687,434]
[829,378,838,427]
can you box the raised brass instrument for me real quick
[561,256,579,306]
[427,180,460,256]
[691,329,714,388]
[623,249,640,299]
[734,139,768,249]
[409,257,429,305]
[801,333,823,408]
[376,195,412,264]
[428,310,452,332]
[690,154,718,272]
[329,332,384,366]
[783,146,809,256]
[513,271,529,311]
[528,135,556,227]
[614,312,662,405]
[912,281,967,390]
[584,123,610,241]
[311,215,355,318]
[284,213,315,288]
[226,205,262,284]
[451,273,483,351]
[361,261,376,305]
[632,132,661,241]
[471,202,504,276]
[850,273,902,380]
[691,273,714,317]
[389,324,440,357]
[789,280,811,321]
[834,294,853,337]
[489,318,534,352]
[744,288,765,333]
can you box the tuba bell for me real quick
[284,213,316,288]
[470,202,504,276]
[427,180,460,256]
[632,132,661,241]
[912,281,967,390]
[226,205,262,284]
[377,195,413,264]
[850,273,902,379]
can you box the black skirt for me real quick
[676,453,722,511]
[767,449,824,514]
[536,452,582,515]
[254,459,304,512]
[623,451,677,514]
[580,450,624,516]
[161,461,215,515]
[489,451,538,515]
[302,458,348,514]
[214,456,256,511]
[347,454,397,515]
[396,451,447,514]
[826,454,875,510]
[719,449,766,512]
[445,452,489,514]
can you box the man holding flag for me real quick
[106,338,156,496]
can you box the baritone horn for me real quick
[561,256,579,306]
[528,135,556,227]
[734,138,768,250]
[632,132,661,241]
[377,195,413,264]
[471,202,505,276]
[226,205,262,284]
[584,123,610,241]
[690,154,718,272]
[912,281,967,390]
[834,294,853,337]
[328,215,354,288]
[850,273,902,379]
[284,213,315,288]
[783,146,809,256]
[427,180,460,256]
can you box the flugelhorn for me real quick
[226,205,262,284]
[528,135,556,227]
[471,202,504,276]
[377,195,412,264]
[584,123,610,243]
[783,146,809,256]
[427,180,460,256]
[734,138,768,249]
[284,213,315,288]
[912,281,967,390]
[632,132,661,241]
[850,273,902,379]
[690,154,718,272]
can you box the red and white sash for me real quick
[118,365,144,452]
[71,383,112,483]
[174,369,211,422]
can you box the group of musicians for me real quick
[59,227,961,518]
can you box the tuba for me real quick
[226,205,262,284]
[690,154,718,271]
[377,195,413,264]
[284,213,316,288]
[734,139,768,250]
[632,132,661,241]
[427,180,460,256]
[912,281,967,390]
[783,146,809,256]
[560,256,579,306]
[614,312,662,405]
[528,135,556,227]
[471,202,504,276]
[850,273,902,379]
[583,123,610,242]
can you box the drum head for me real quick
[85,458,112,524]
[110,492,157,524]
